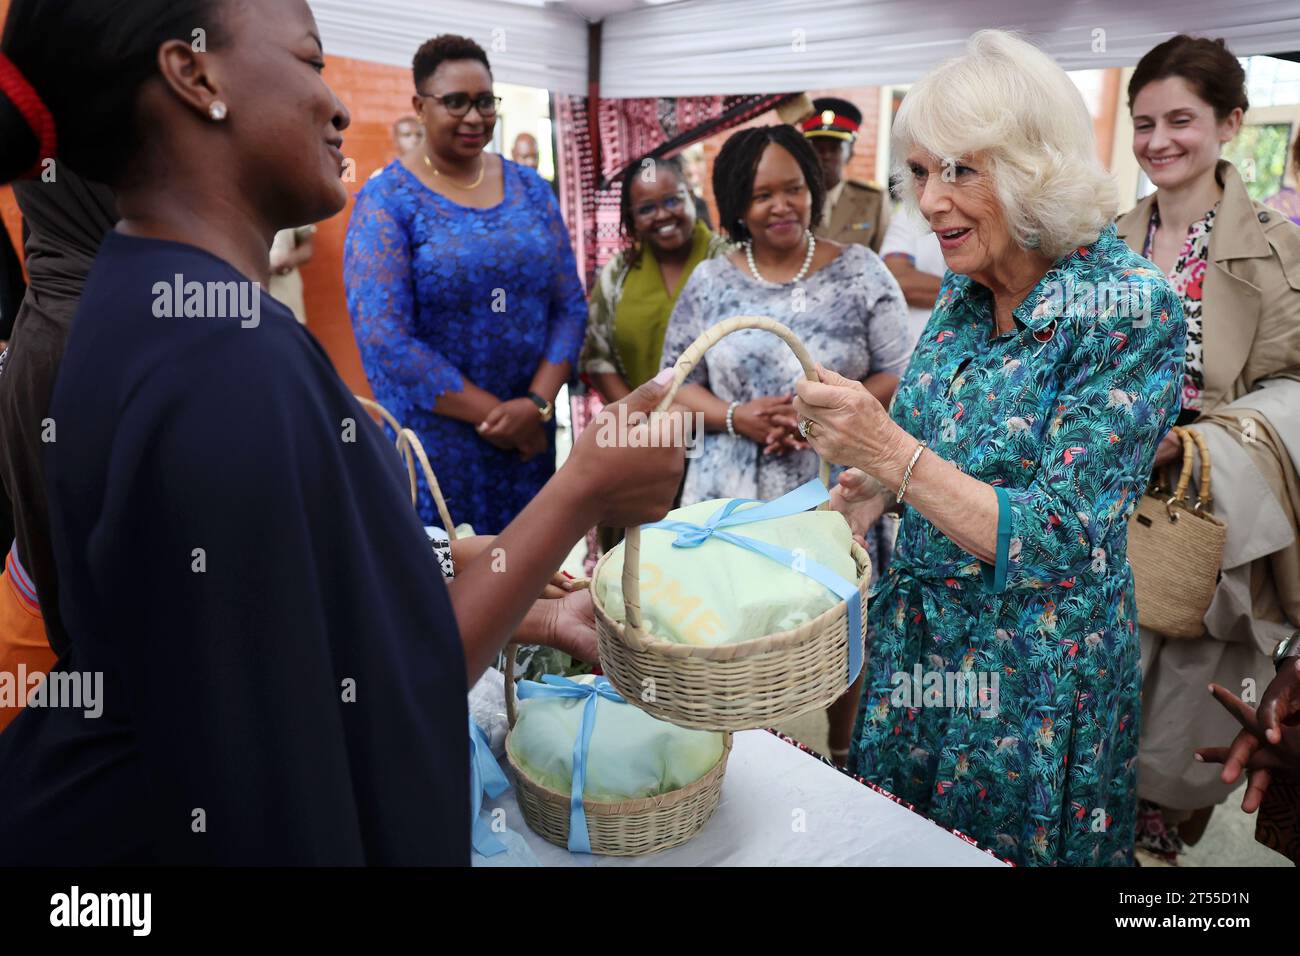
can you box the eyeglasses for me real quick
[633,193,688,220]
[417,92,502,118]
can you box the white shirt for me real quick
[880,205,946,348]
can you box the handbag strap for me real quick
[1182,427,1214,512]
[1170,426,1196,507]
[1167,425,1215,514]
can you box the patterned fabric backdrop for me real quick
[555,93,794,289]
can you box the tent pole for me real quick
[587,21,602,177]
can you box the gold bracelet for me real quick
[895,441,928,505]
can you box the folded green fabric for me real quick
[508,676,725,801]
[594,498,858,646]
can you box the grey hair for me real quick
[891,30,1119,259]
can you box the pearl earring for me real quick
[209,101,228,122]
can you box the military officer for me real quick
[801,96,889,252]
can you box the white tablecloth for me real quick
[481,729,1007,867]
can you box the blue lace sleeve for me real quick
[344,185,465,415]
[534,177,587,369]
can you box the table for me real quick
[480,728,1008,867]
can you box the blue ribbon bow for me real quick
[643,478,863,682]
[516,674,626,854]
[469,715,511,857]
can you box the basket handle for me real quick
[1181,426,1214,512]
[1167,426,1196,508]
[504,643,519,729]
[396,427,459,542]
[355,395,403,441]
[622,315,829,638]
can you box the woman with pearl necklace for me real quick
[659,123,913,764]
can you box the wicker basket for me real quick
[358,393,731,856]
[501,645,732,856]
[592,315,871,731]
[1128,425,1227,638]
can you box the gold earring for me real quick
[209,101,228,122]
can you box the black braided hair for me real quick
[712,125,825,242]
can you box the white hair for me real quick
[892,30,1118,260]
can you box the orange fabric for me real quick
[0,566,54,732]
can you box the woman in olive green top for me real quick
[582,156,731,399]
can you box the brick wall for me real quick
[699,87,881,228]
[298,55,417,399]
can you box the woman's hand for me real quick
[1152,427,1183,469]
[450,370,684,682]
[762,428,809,456]
[794,364,908,472]
[732,395,798,445]
[510,587,598,662]
[543,587,599,663]
[479,397,547,460]
[759,396,810,456]
[513,425,550,462]
[831,468,890,542]
[563,368,686,529]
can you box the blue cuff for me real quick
[980,486,1011,594]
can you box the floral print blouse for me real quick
[1144,203,1216,413]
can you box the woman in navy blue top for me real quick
[0,0,683,864]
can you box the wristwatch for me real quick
[1273,630,1300,671]
[526,391,554,423]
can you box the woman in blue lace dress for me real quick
[345,35,585,534]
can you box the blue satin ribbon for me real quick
[516,674,626,854]
[469,715,511,857]
[642,478,863,682]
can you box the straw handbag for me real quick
[592,315,871,731]
[502,644,731,856]
[1127,425,1227,638]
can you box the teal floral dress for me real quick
[850,225,1186,866]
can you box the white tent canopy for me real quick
[310,0,1300,97]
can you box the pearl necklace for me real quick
[745,230,816,286]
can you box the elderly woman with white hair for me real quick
[794,30,1187,865]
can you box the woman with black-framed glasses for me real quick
[581,155,730,404]
[345,33,587,536]
[580,155,730,555]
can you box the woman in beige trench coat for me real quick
[1117,35,1300,862]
